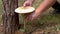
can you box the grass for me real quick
[0,0,60,34]
[0,0,2,24]
[0,0,2,15]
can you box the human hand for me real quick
[23,0,33,7]
[24,11,40,22]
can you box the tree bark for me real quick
[2,0,19,34]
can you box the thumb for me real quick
[23,3,26,7]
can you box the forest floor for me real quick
[0,0,60,34]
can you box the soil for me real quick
[16,23,59,34]
[0,23,4,34]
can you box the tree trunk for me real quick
[2,0,19,34]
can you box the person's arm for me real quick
[24,0,56,21]
[35,0,56,14]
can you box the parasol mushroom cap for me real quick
[15,6,35,13]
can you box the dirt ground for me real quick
[0,23,4,34]
[0,22,60,34]
[17,23,59,34]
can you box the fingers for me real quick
[23,3,26,7]
[26,13,35,22]
[23,1,32,7]
[26,15,35,22]
[24,13,32,18]
[23,3,31,7]
[26,13,38,22]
